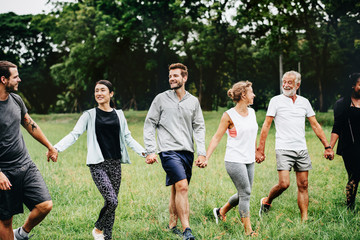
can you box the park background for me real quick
[1,0,360,239]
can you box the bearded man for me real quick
[256,70,334,221]
[0,61,57,240]
[144,63,206,240]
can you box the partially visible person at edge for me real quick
[256,70,334,221]
[144,63,206,240]
[329,73,360,210]
[200,81,258,237]
[53,80,146,240]
[0,60,58,240]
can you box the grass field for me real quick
[12,110,360,239]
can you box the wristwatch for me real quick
[325,146,332,150]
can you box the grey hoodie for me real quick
[143,90,206,156]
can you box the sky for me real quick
[0,0,238,25]
[0,0,57,15]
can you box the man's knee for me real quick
[278,180,290,190]
[35,200,53,214]
[175,180,189,194]
[297,179,308,191]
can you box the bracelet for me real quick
[325,146,332,150]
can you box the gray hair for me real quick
[282,71,301,85]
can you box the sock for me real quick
[19,227,29,237]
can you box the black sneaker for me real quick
[183,228,195,240]
[167,226,182,237]
[259,197,271,217]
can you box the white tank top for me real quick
[224,107,258,163]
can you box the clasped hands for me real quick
[324,148,334,160]
[46,146,58,162]
[255,149,266,163]
[145,153,158,164]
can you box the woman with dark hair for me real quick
[330,73,360,210]
[54,80,146,240]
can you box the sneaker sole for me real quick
[213,208,219,224]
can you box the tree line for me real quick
[0,0,359,113]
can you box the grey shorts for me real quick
[276,149,312,171]
[0,161,51,220]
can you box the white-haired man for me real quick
[256,70,334,221]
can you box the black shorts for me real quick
[159,151,194,186]
[0,161,51,220]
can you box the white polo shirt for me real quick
[266,94,315,150]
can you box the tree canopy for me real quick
[0,0,359,113]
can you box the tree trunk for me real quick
[198,65,203,104]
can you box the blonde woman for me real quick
[199,81,258,236]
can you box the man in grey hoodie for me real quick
[144,63,206,240]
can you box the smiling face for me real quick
[243,86,255,105]
[169,68,187,90]
[282,74,299,97]
[3,67,21,93]
[94,83,113,105]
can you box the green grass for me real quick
[12,110,360,239]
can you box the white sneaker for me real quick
[13,227,33,240]
[92,228,105,240]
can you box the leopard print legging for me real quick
[90,159,122,240]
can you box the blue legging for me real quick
[225,162,254,218]
[89,159,122,240]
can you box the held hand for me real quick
[46,146,58,162]
[145,153,158,164]
[255,150,266,163]
[195,155,207,168]
[324,148,334,160]
[0,172,12,190]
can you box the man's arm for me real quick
[307,116,334,160]
[22,113,58,162]
[256,116,274,163]
[143,97,161,164]
[192,101,206,167]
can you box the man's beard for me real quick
[5,84,16,93]
[282,87,296,97]
[170,82,183,90]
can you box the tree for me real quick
[234,0,360,111]
[0,12,61,113]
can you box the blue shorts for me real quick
[159,151,194,186]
